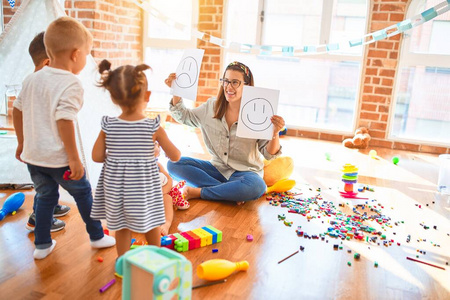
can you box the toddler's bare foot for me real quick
[236,201,245,206]
[160,222,171,236]
[183,186,201,200]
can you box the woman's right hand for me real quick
[165,73,181,104]
[164,73,177,88]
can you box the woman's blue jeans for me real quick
[167,157,266,202]
[27,164,104,249]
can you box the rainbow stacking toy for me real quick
[340,164,368,200]
[161,225,223,252]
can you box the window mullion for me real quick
[320,0,334,44]
[256,0,265,45]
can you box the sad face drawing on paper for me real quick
[175,56,199,89]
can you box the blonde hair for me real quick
[98,59,151,108]
[44,16,93,59]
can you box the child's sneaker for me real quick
[26,213,66,232]
[90,235,116,248]
[53,204,70,217]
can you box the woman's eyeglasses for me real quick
[220,78,245,89]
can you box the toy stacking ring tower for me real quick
[341,164,359,196]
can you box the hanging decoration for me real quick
[133,0,450,57]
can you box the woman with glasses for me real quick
[164,61,285,204]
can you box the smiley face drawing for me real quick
[240,98,274,131]
[175,56,199,89]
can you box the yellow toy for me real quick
[266,179,296,194]
[263,156,294,187]
[197,259,249,281]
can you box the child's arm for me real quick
[57,120,84,180]
[12,107,24,162]
[158,162,173,194]
[154,127,181,162]
[92,131,106,162]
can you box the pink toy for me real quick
[0,192,25,221]
[63,170,71,180]
[169,180,190,210]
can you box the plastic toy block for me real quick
[278,214,286,221]
[212,249,218,253]
[200,229,213,245]
[191,229,207,247]
[374,261,378,267]
[193,228,213,246]
[173,233,189,252]
[202,226,218,244]
[246,234,253,241]
[161,226,223,253]
[180,232,196,250]
[354,253,361,259]
[284,220,293,227]
[186,231,201,249]
[205,226,222,242]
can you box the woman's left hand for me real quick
[271,115,285,136]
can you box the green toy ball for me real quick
[392,156,399,165]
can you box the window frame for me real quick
[387,0,450,146]
[0,1,4,34]
[222,0,370,134]
[142,0,199,50]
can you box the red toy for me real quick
[63,170,71,180]
[169,180,190,210]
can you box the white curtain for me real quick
[0,0,119,188]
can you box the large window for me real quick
[143,0,198,109]
[224,0,368,132]
[390,0,450,145]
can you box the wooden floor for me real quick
[0,124,449,300]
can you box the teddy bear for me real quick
[342,127,371,149]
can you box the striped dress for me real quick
[91,115,165,233]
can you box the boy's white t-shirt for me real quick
[14,66,84,168]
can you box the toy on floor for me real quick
[197,259,249,281]
[160,225,222,252]
[266,178,296,194]
[343,127,371,149]
[339,164,368,200]
[263,156,294,187]
[168,180,190,210]
[115,246,192,299]
[0,192,25,221]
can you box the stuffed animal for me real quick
[263,156,294,187]
[343,127,371,149]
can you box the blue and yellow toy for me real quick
[0,192,25,221]
[116,246,192,300]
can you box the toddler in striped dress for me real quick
[91,60,181,257]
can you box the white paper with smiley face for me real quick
[237,86,280,140]
[170,48,205,101]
